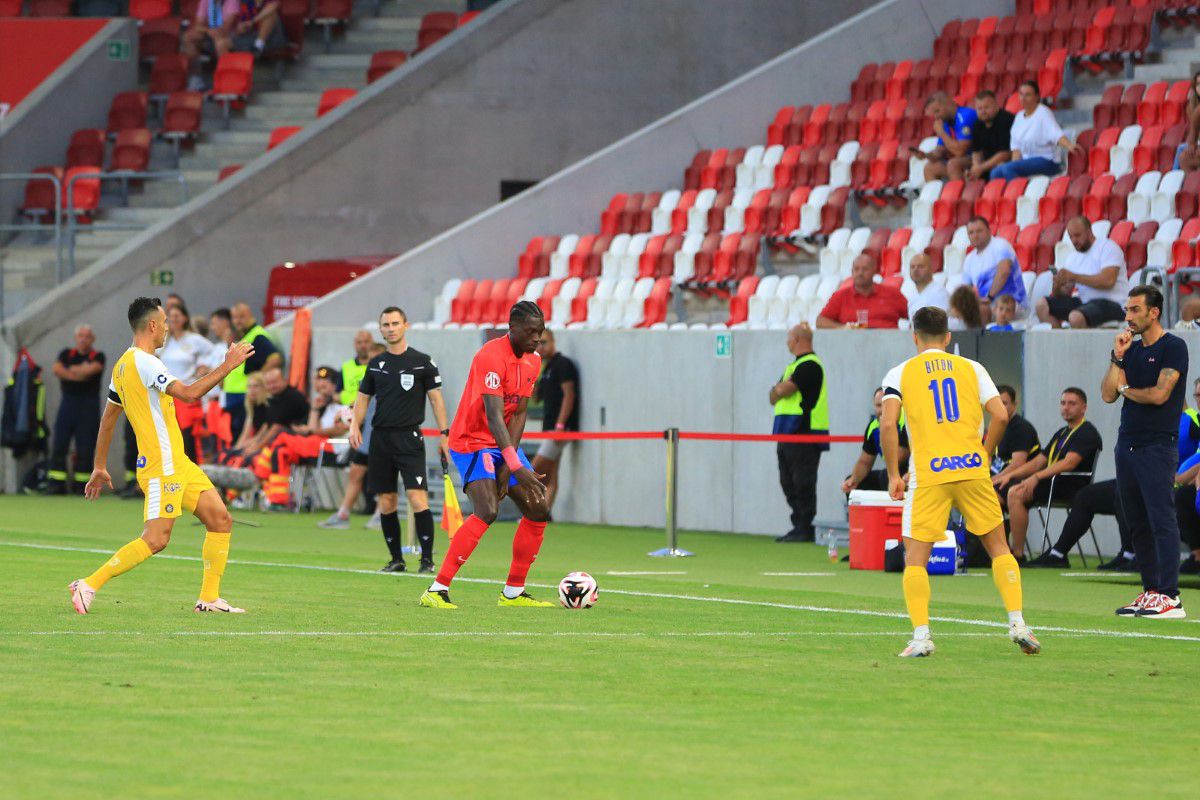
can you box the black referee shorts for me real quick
[366,428,428,494]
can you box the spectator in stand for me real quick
[990,385,1041,483]
[996,387,1102,559]
[159,303,214,462]
[912,91,977,182]
[948,285,983,330]
[840,387,909,494]
[1035,216,1129,329]
[183,0,283,89]
[237,367,308,454]
[990,80,1082,181]
[1176,71,1200,172]
[165,293,186,314]
[963,89,1014,181]
[986,294,1019,332]
[963,216,1026,322]
[231,372,269,453]
[905,253,950,319]
[816,254,908,329]
[46,325,106,495]
[231,0,285,59]
[530,329,579,516]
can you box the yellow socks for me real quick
[992,552,1023,614]
[902,566,931,630]
[199,531,232,603]
[86,537,153,590]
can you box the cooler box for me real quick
[848,490,903,570]
[927,529,957,575]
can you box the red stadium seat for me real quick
[777,187,812,235]
[209,53,254,123]
[449,280,476,323]
[66,129,106,169]
[802,105,831,148]
[851,64,877,104]
[267,125,303,150]
[781,106,812,147]
[265,0,306,63]
[458,10,480,26]
[634,192,661,233]
[569,278,598,325]
[1088,128,1120,177]
[1171,218,1200,271]
[111,129,151,173]
[1082,174,1116,222]
[310,0,352,50]
[683,150,710,191]
[1175,172,1200,222]
[995,178,1028,226]
[218,164,243,182]
[1107,173,1138,222]
[1038,176,1072,224]
[160,92,204,148]
[1063,174,1091,222]
[1092,84,1123,130]
[1117,84,1145,129]
[1132,126,1165,175]
[64,166,101,221]
[725,275,760,326]
[480,279,511,325]
[640,278,672,327]
[317,87,356,117]
[129,0,173,20]
[881,228,912,277]
[28,0,71,15]
[1034,222,1064,273]
[932,181,964,230]
[974,178,1006,221]
[706,190,735,233]
[417,11,458,51]
[1109,220,1135,252]
[148,54,189,113]
[20,166,63,223]
[669,190,698,234]
[1039,49,1068,101]
[1125,221,1157,274]
[535,278,563,320]
[1162,80,1190,129]
[1068,129,1095,177]
[567,235,599,279]
[139,17,182,63]
[924,227,953,273]
[818,187,850,235]
[107,92,148,137]
[766,106,795,147]
[617,192,646,234]
[463,279,492,324]
[0,0,23,16]
[862,227,891,265]
[1137,82,1169,128]
[518,236,558,278]
[367,50,408,83]
[599,194,629,236]
[1013,224,1042,273]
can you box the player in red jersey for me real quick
[420,301,553,608]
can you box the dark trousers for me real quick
[48,396,99,488]
[226,403,246,444]
[778,443,821,537]
[1116,441,1182,597]
[1173,484,1200,552]
[1052,479,1132,555]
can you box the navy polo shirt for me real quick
[1120,332,1189,447]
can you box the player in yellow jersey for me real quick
[69,297,255,614]
[879,306,1040,657]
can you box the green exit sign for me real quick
[107,40,130,61]
[714,332,732,359]
[150,269,174,286]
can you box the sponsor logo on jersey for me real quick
[136,455,147,468]
[165,504,174,513]
[484,372,501,390]
[165,483,181,493]
[157,374,168,384]
[401,374,414,391]
[929,453,984,472]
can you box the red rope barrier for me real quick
[418,428,859,444]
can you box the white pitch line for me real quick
[762,572,836,577]
[605,571,687,576]
[5,540,1199,644]
[1060,572,1136,578]
[0,630,1111,639]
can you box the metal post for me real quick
[650,427,692,557]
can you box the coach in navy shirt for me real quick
[1103,285,1189,619]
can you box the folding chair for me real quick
[1035,449,1104,566]
[290,437,349,512]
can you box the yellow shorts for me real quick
[139,460,215,523]
[903,477,1004,543]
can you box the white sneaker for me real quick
[1116,591,1150,616]
[365,511,382,529]
[318,512,349,530]
[1009,624,1041,654]
[898,638,935,658]
[194,598,245,613]
[1135,592,1186,619]
[69,579,95,614]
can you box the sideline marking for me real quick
[1060,572,1136,578]
[0,630,1092,639]
[762,572,836,577]
[606,571,687,576]
[5,540,1198,643]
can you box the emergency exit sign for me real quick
[107,40,130,61]
[715,332,732,358]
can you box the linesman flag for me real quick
[440,454,463,538]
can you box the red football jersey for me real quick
[448,335,541,452]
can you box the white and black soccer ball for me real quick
[558,572,599,609]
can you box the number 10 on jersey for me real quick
[929,378,959,423]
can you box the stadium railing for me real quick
[0,172,63,317]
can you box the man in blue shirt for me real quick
[913,91,977,183]
[1103,285,1189,619]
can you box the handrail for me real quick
[64,170,189,276]
[0,172,63,315]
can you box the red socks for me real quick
[506,518,548,589]
[434,514,488,587]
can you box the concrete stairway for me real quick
[1,0,465,319]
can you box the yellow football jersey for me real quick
[880,348,999,487]
[107,347,188,477]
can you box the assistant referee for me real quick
[1102,285,1189,619]
[349,307,450,573]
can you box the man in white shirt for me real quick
[905,253,950,319]
[1036,215,1128,328]
[962,216,1026,322]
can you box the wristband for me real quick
[1110,350,1124,367]
[440,429,450,436]
[501,446,523,472]
[555,423,566,432]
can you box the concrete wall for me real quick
[0,19,139,226]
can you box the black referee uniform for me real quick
[358,347,442,570]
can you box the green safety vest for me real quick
[774,353,829,430]
[223,324,270,394]
[340,358,368,406]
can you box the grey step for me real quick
[304,53,373,69]
[1131,63,1193,83]
[355,17,420,32]
[255,90,326,106]
[185,143,268,164]
[279,76,366,93]
[326,39,416,56]
[243,104,318,123]
[202,129,274,146]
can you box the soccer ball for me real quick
[558,572,599,609]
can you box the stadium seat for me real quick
[160,92,203,150]
[417,11,458,51]
[209,53,254,126]
[995,178,1028,226]
[310,0,353,50]
[66,129,106,169]
[1171,218,1200,271]
[1126,221,1158,274]
[1014,224,1043,274]
[28,0,71,15]
[129,0,172,20]
[148,54,188,117]
[107,92,148,138]
[1082,174,1116,222]
[20,166,63,224]
[64,166,101,221]
[1148,218,1182,268]
[218,164,243,182]
[1108,125,1142,176]
[317,88,356,117]
[0,0,22,15]
[568,278,599,325]
[1088,127,1120,176]
[1017,175,1051,227]
[1126,171,1162,225]
[367,50,408,84]
[110,128,151,173]
[1151,169,1186,222]
[267,125,303,151]
[139,17,182,64]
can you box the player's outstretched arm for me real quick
[84,402,123,499]
[166,341,255,404]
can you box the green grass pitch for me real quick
[2,494,1197,798]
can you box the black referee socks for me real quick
[380,512,404,562]
[414,509,435,562]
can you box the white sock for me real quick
[503,585,524,600]
[1008,611,1025,627]
[429,581,449,592]
[1122,551,1137,560]
[1049,548,1064,558]
[913,625,930,641]
[336,508,349,519]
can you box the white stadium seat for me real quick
[900,226,935,279]
[1148,218,1182,268]
[1125,171,1161,225]
[755,145,785,191]
[673,232,705,283]
[829,141,860,187]
[734,145,764,191]
[840,226,871,275]
[650,191,679,234]
[910,180,943,229]
[1151,169,1185,222]
[619,233,649,280]
[549,234,579,279]
[819,227,852,275]
[942,226,970,275]
[798,185,833,236]
[1108,125,1142,177]
[1016,175,1050,227]
[601,233,631,278]
[723,188,756,233]
[431,278,461,325]
[550,276,582,323]
[687,188,717,233]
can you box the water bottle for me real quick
[951,515,968,575]
[827,529,839,563]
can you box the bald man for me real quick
[770,323,829,542]
[47,324,106,494]
[906,253,951,319]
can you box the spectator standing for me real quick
[340,329,375,406]
[530,328,579,516]
[816,255,909,329]
[963,216,1026,320]
[997,387,1102,557]
[964,89,1014,181]
[990,80,1082,180]
[913,91,977,182]
[770,324,828,543]
[1037,216,1129,328]
[1104,286,1189,618]
[46,325,106,494]
[905,253,950,319]
[159,304,214,462]
[224,302,281,440]
[840,387,909,494]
